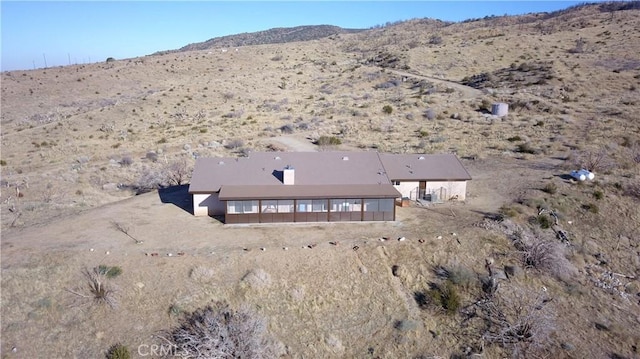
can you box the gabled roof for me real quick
[379,153,472,181]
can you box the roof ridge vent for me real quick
[419,156,425,160]
[274,156,281,160]
[218,161,225,165]
[342,156,349,161]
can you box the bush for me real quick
[279,124,294,134]
[582,203,599,214]
[593,190,604,200]
[537,215,552,229]
[316,136,342,146]
[542,182,557,194]
[507,135,523,142]
[83,268,117,308]
[427,281,460,315]
[225,139,244,150]
[516,142,538,154]
[120,156,134,167]
[106,343,130,359]
[105,57,116,63]
[382,105,393,114]
[424,108,436,120]
[166,302,282,358]
[96,265,123,278]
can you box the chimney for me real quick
[283,165,295,185]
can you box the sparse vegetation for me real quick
[165,302,282,358]
[105,343,130,359]
[315,135,342,146]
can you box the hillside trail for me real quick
[383,68,483,99]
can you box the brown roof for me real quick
[189,151,470,197]
[378,153,472,181]
[219,184,400,200]
[189,151,390,193]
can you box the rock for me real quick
[136,282,145,289]
[102,183,119,191]
[183,144,191,151]
[561,342,575,351]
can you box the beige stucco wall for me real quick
[193,193,225,216]
[425,181,467,201]
[393,181,419,200]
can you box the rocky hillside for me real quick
[155,24,365,54]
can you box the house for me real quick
[188,151,471,224]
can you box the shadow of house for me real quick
[159,185,193,215]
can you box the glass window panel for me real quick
[261,200,277,213]
[278,200,294,213]
[244,200,258,213]
[312,199,327,212]
[352,199,362,212]
[364,199,379,212]
[297,199,311,212]
[379,198,394,212]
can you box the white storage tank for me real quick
[491,103,509,117]
[570,169,595,181]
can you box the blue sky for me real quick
[2,1,588,72]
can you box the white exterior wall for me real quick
[193,193,226,216]
[425,181,467,201]
[393,181,419,200]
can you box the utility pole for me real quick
[68,53,71,65]
[33,60,36,70]
[42,53,47,68]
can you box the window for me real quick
[261,200,277,213]
[364,199,379,212]
[261,200,294,213]
[392,181,401,185]
[227,200,258,214]
[379,198,394,212]
[277,200,294,213]
[312,199,328,212]
[330,199,360,212]
[297,199,312,212]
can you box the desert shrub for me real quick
[83,268,117,308]
[624,182,640,200]
[507,136,523,142]
[96,265,122,278]
[423,108,436,120]
[519,238,558,271]
[225,139,244,150]
[582,203,599,214]
[279,124,294,134]
[516,142,538,154]
[316,136,342,146]
[439,282,461,314]
[105,57,116,63]
[165,160,191,186]
[166,302,282,358]
[542,182,557,194]
[145,151,158,162]
[382,105,393,114]
[478,286,555,357]
[0,160,6,166]
[593,190,604,200]
[536,215,552,229]
[157,137,167,144]
[106,343,130,359]
[120,156,133,167]
[480,98,492,112]
[569,147,614,173]
[499,204,519,218]
[428,35,443,45]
